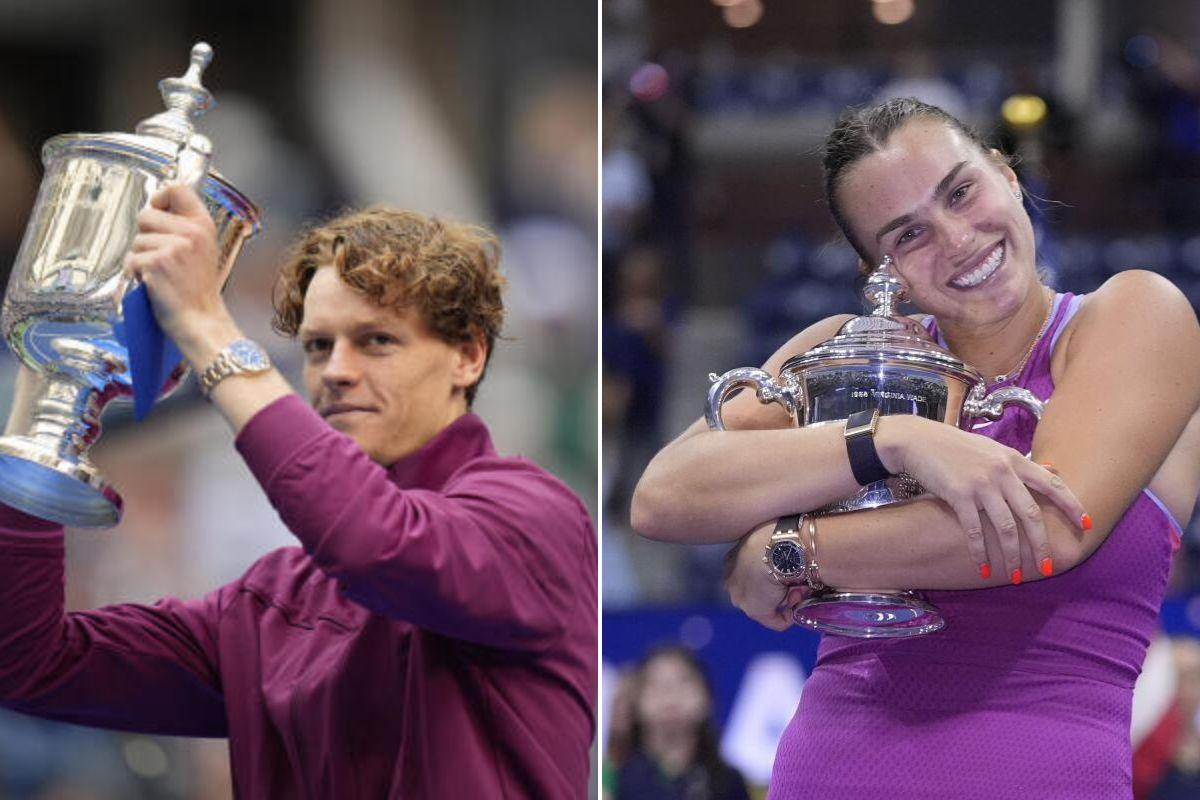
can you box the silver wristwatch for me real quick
[763,513,808,586]
[198,338,271,396]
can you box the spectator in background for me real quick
[614,644,750,800]
[874,48,968,121]
[603,242,675,519]
[1124,28,1200,230]
[602,668,639,800]
[1150,638,1200,799]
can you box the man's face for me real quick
[298,267,483,466]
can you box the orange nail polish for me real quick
[1040,462,1053,469]
[1040,558,1053,577]
[1010,568,1022,585]
[1081,513,1093,531]
[979,563,991,579]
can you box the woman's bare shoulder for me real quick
[1065,270,1196,354]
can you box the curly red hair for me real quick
[273,207,506,406]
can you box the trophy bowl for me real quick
[707,260,1044,637]
[0,43,260,529]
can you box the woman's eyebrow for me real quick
[874,160,969,243]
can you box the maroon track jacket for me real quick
[0,396,597,798]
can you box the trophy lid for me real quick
[781,256,982,382]
[135,42,215,145]
[37,42,259,230]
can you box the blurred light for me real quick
[123,737,169,778]
[1124,34,1160,69]
[628,62,670,102]
[679,614,715,650]
[873,0,915,24]
[1186,594,1200,630]
[1001,94,1048,129]
[723,0,764,28]
[712,0,746,6]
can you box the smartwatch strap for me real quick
[844,408,891,485]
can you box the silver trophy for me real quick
[0,43,260,529]
[707,259,1044,637]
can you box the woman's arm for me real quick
[728,271,1200,626]
[630,314,859,542]
[633,312,1082,561]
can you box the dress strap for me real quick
[1047,292,1087,356]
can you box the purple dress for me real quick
[769,293,1182,799]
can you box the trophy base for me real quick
[0,437,122,529]
[794,591,944,638]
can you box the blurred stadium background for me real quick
[0,1,595,797]
[602,1,1200,798]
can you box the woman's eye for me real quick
[897,228,920,245]
[367,334,396,347]
[302,339,330,354]
[951,183,972,202]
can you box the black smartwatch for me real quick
[844,409,891,486]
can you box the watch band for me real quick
[844,408,890,486]
[199,339,271,396]
[764,513,807,586]
[775,513,802,536]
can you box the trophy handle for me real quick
[705,367,800,431]
[962,383,1045,424]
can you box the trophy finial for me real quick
[862,254,907,317]
[185,42,214,80]
[135,42,216,143]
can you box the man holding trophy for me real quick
[0,46,596,798]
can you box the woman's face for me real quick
[636,653,710,735]
[837,119,1038,327]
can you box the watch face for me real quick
[229,340,269,370]
[770,540,806,577]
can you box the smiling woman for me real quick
[629,97,1200,799]
[831,109,1046,360]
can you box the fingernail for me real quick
[1010,568,1022,585]
[979,563,991,579]
[1040,462,1053,469]
[1040,558,1053,577]
[1081,513,1093,531]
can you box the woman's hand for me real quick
[724,522,809,631]
[876,415,1087,582]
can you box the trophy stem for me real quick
[0,366,122,528]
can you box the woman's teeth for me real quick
[950,244,1004,289]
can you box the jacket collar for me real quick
[385,413,495,491]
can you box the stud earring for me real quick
[1013,187,1023,201]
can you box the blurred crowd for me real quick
[0,0,595,796]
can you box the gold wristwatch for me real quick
[198,339,271,396]
[763,513,808,586]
